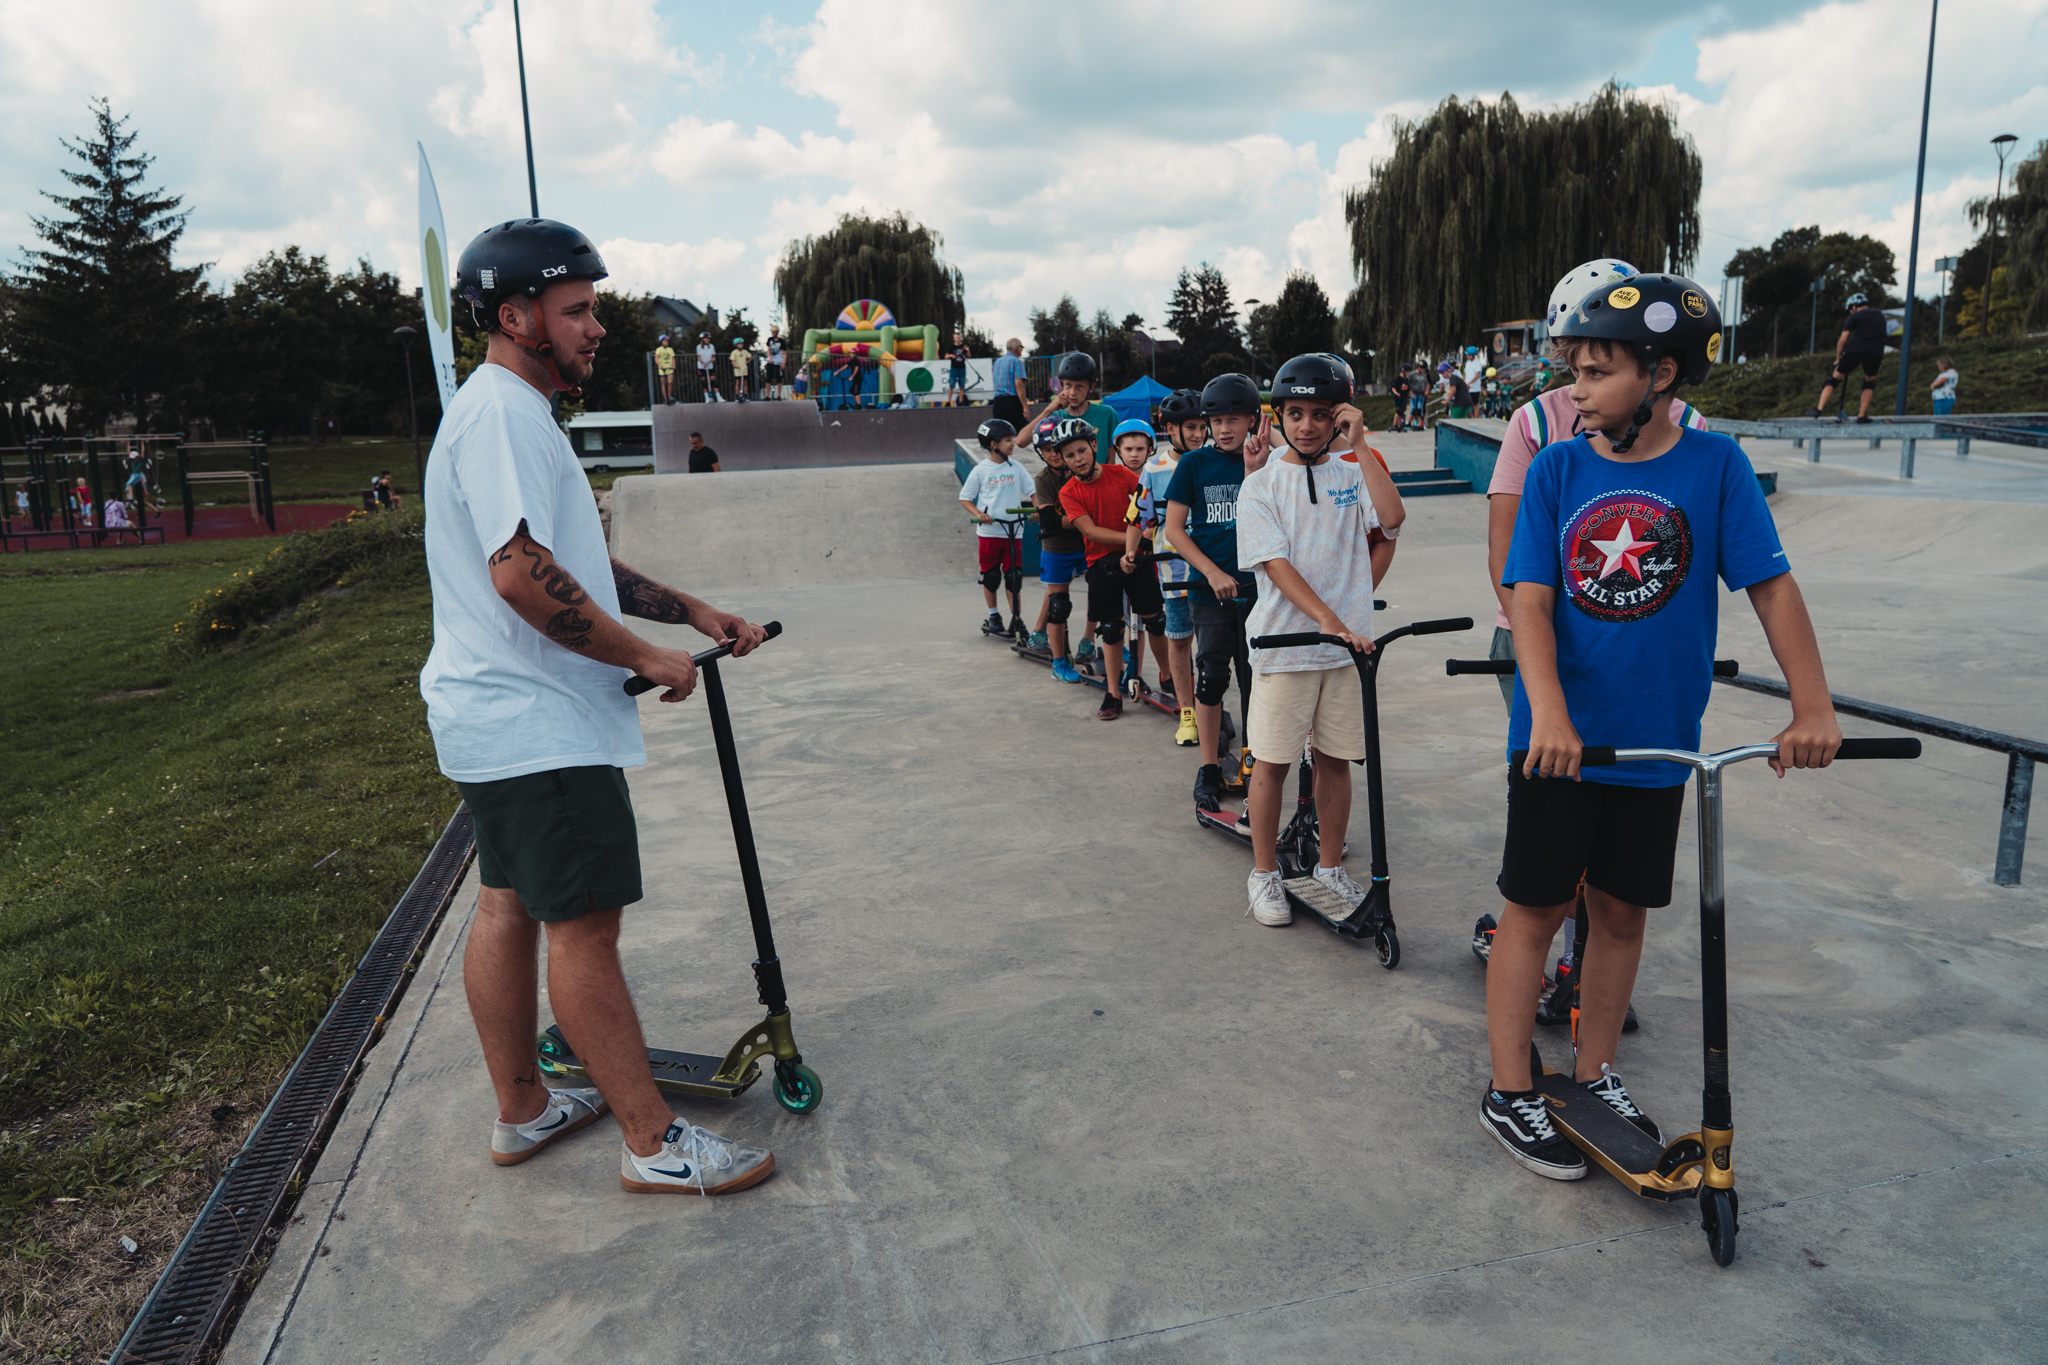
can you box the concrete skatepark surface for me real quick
[228,441,2046,1364]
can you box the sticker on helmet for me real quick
[1644,301,1678,333]
[1706,332,1723,363]
[1682,290,1709,318]
[1608,286,1641,309]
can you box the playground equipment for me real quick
[0,432,273,550]
[177,437,274,535]
[799,299,942,409]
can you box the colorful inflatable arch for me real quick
[800,298,940,406]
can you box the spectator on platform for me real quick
[947,329,969,407]
[654,334,676,404]
[696,334,719,402]
[687,432,721,474]
[730,339,753,400]
[765,327,786,400]
[991,338,1027,432]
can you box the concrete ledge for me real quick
[652,400,987,473]
[611,462,973,591]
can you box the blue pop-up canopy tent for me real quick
[1101,375,1173,425]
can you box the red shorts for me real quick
[978,537,1021,572]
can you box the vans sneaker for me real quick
[1246,870,1292,926]
[1313,865,1369,907]
[1481,1088,1587,1181]
[620,1120,776,1196]
[1581,1064,1663,1144]
[490,1086,609,1166]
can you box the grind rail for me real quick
[1717,673,2043,886]
[108,806,476,1364]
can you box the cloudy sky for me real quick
[3,0,2044,342]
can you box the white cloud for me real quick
[596,234,749,300]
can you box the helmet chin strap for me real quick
[1605,364,1666,455]
[504,300,583,398]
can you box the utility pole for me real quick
[394,327,423,497]
[514,0,539,217]
[1935,256,1959,342]
[1894,0,1937,415]
[1809,274,1827,354]
[1981,132,2019,336]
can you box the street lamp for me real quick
[393,326,423,500]
[1242,299,1262,380]
[1808,270,1832,354]
[1980,132,2020,337]
[1935,255,1960,342]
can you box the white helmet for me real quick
[1546,259,1638,330]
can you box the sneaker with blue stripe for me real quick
[621,1121,776,1196]
[490,1086,609,1166]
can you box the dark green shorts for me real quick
[453,765,643,922]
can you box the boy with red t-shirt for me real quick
[1054,417,1162,722]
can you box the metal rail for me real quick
[109,806,476,1364]
[1706,411,2048,478]
[1717,673,2044,885]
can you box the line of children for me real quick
[1022,353,1121,676]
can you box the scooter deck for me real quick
[1282,877,1372,938]
[1532,1047,1703,1200]
[537,1023,760,1099]
[1194,804,1252,842]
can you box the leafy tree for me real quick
[1164,263,1245,387]
[579,290,660,412]
[1725,227,1895,357]
[772,212,964,339]
[962,320,996,356]
[1257,271,1337,370]
[1954,265,2023,338]
[1028,295,1084,356]
[1967,138,2047,333]
[13,99,208,434]
[1346,82,1700,378]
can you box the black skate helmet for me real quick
[1158,387,1203,423]
[455,218,609,395]
[1055,352,1098,383]
[1200,372,1262,416]
[976,417,1017,450]
[1271,353,1354,406]
[1553,272,1722,452]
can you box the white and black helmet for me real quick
[1546,259,1637,331]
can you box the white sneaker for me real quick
[1313,865,1369,908]
[1246,871,1292,926]
[620,1120,776,1196]
[490,1086,608,1166]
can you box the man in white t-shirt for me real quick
[430,218,774,1196]
[1236,354,1405,927]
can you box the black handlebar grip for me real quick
[1410,617,1475,636]
[1713,659,1739,678]
[1445,659,1514,676]
[1833,737,1922,760]
[1374,599,1387,610]
[1579,746,1619,767]
[624,620,783,695]
[1250,632,1329,651]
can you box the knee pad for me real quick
[1003,567,1022,594]
[1861,375,1878,393]
[1195,657,1231,706]
[1096,617,1125,644]
[1140,611,1166,638]
[979,566,1002,593]
[1046,593,1073,625]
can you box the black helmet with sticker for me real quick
[1552,272,1723,386]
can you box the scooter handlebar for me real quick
[1450,657,1738,678]
[1253,615,1473,653]
[623,620,783,696]
[1512,735,1921,772]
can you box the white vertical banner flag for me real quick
[417,143,459,409]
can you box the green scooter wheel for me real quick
[772,1062,823,1115]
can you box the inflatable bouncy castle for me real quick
[800,300,941,408]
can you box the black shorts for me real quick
[991,394,1025,429]
[1192,592,1254,676]
[1497,769,1686,909]
[1084,555,1164,626]
[1832,351,1882,380]
[765,362,783,380]
[453,765,644,922]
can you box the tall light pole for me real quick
[1893,0,1938,416]
[513,0,539,217]
[1980,132,2020,336]
[1935,255,1959,342]
[1243,299,1261,381]
[1808,272,1829,354]
[394,326,423,497]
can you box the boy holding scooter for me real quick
[1028,416,1089,684]
[1142,390,1207,745]
[1483,273,1841,1182]
[1056,417,1160,722]
[1237,354,1405,926]
[959,417,1031,638]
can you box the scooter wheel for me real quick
[1471,914,1497,964]
[1375,926,1401,970]
[536,1030,570,1078]
[771,1062,824,1115]
[1700,1187,1739,1267]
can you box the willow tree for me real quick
[1970,137,2048,332]
[772,212,964,339]
[1346,82,1701,375]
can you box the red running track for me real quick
[1,502,359,551]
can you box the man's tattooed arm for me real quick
[611,558,692,625]
[488,521,643,664]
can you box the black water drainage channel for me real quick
[109,805,476,1364]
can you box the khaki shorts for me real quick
[1247,665,1365,764]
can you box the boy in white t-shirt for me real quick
[1236,354,1405,927]
[958,418,1032,636]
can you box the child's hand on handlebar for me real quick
[1317,613,1373,654]
[976,511,992,524]
[1202,567,1239,599]
[1523,711,1585,781]
[1767,711,1843,776]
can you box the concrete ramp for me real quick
[652,400,986,473]
[609,463,972,592]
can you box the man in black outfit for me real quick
[686,432,721,473]
[1812,292,1888,423]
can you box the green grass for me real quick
[1684,335,2048,420]
[0,515,452,1359]
[242,437,617,504]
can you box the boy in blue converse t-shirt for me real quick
[1481,274,1843,1186]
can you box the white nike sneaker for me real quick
[1246,871,1292,926]
[1313,865,1369,908]
[490,1086,609,1166]
[621,1120,776,1196]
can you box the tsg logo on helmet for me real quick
[455,219,609,395]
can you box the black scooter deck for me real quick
[1532,1046,1702,1200]
[1283,877,1369,936]
[537,1023,760,1100]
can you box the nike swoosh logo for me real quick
[644,1164,694,1180]
[532,1110,570,1133]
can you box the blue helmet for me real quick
[1112,419,1156,448]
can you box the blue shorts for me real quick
[1162,595,1193,639]
[1039,550,1084,585]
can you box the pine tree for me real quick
[1262,272,1338,369]
[1164,264,1245,386]
[16,100,207,434]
